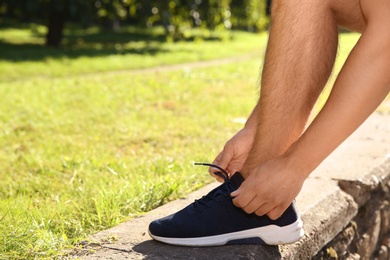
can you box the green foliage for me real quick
[230,0,269,31]
[0,0,96,23]
[143,0,268,40]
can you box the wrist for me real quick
[243,117,257,136]
[282,144,313,180]
[244,104,259,132]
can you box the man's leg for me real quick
[233,0,390,220]
[211,0,365,179]
[241,0,364,173]
[149,0,377,247]
[232,0,368,219]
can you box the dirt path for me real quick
[98,51,263,77]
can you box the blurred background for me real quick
[0,0,271,47]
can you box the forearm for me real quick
[244,102,260,132]
[286,30,390,177]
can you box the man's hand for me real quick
[209,127,255,182]
[231,154,306,220]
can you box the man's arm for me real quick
[287,31,390,177]
[232,14,390,220]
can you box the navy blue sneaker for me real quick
[148,163,304,247]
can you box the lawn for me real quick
[0,25,267,259]
[0,24,387,259]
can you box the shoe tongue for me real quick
[229,172,245,189]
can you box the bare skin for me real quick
[211,0,390,220]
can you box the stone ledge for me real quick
[314,157,390,259]
[338,156,390,206]
[281,179,358,260]
[77,113,390,260]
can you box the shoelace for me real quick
[192,163,234,211]
[194,162,230,182]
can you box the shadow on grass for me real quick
[0,24,225,62]
[0,29,171,62]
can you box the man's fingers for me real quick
[253,202,275,216]
[267,204,288,220]
[209,152,223,174]
[207,153,225,182]
[215,150,233,171]
[209,144,235,178]
[231,187,256,209]
[234,192,275,216]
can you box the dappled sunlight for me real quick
[0,26,265,82]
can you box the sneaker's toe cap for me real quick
[148,219,163,237]
[148,216,177,238]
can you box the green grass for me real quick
[0,24,265,259]
[0,24,388,259]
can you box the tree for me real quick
[0,0,96,47]
[45,0,67,47]
[43,0,98,47]
[230,0,268,31]
[266,0,271,16]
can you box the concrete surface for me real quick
[78,113,390,260]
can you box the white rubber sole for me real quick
[149,218,304,247]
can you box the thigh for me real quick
[271,0,366,33]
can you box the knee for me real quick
[360,0,390,26]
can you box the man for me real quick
[148,0,390,246]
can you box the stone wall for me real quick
[313,169,390,260]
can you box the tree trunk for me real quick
[266,0,272,16]
[161,1,171,37]
[46,9,66,47]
